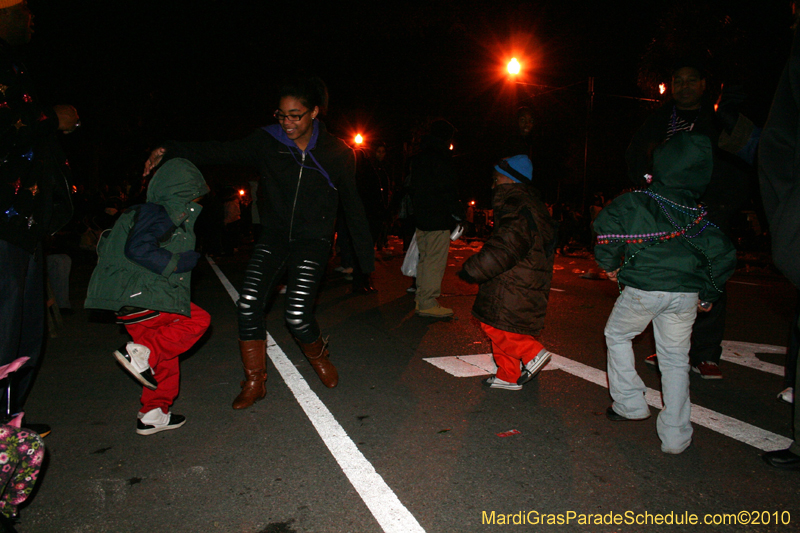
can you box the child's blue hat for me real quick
[494,154,533,184]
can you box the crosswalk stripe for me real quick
[721,340,785,376]
[424,352,792,452]
[207,256,426,533]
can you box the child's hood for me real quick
[147,158,209,225]
[650,131,712,199]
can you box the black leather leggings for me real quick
[238,238,330,344]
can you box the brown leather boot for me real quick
[298,336,338,388]
[232,339,267,409]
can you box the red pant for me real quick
[125,303,210,414]
[481,323,544,383]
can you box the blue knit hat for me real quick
[494,155,533,184]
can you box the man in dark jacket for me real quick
[759,20,800,471]
[0,0,79,433]
[626,59,751,380]
[459,155,556,389]
[411,120,463,318]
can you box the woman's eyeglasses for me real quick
[274,110,311,122]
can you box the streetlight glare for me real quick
[659,83,666,95]
[507,57,521,75]
[355,134,363,145]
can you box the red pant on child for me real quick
[125,303,210,414]
[481,323,545,383]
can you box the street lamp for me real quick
[354,134,363,145]
[507,58,521,76]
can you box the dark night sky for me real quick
[21,0,796,205]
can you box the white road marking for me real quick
[424,352,792,452]
[550,288,565,292]
[207,256,425,533]
[721,340,785,376]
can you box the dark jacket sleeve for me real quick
[125,204,198,276]
[339,148,375,273]
[463,201,533,283]
[592,201,627,272]
[698,230,737,302]
[161,130,268,170]
[760,26,800,289]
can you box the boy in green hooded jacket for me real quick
[593,132,736,454]
[85,159,210,435]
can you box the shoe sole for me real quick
[606,407,650,422]
[136,419,186,436]
[415,310,454,318]
[113,350,158,390]
[691,367,723,380]
[517,352,552,385]
[482,377,522,390]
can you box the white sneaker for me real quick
[113,342,157,390]
[778,387,794,404]
[482,375,522,390]
[517,349,552,385]
[136,408,186,435]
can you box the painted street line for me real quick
[207,256,425,533]
[720,340,785,376]
[424,352,792,452]
[728,280,760,286]
[550,288,565,292]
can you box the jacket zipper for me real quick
[288,151,305,239]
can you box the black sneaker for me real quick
[517,349,552,385]
[136,409,186,436]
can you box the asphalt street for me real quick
[17,236,800,533]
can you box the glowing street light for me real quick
[659,83,666,95]
[507,57,521,75]
[239,189,245,196]
[354,134,363,145]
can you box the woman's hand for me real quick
[144,148,166,176]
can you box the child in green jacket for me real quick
[85,159,210,435]
[594,132,736,454]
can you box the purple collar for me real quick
[263,120,334,189]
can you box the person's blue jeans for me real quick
[604,287,698,454]
[0,241,45,416]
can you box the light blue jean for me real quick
[604,286,698,454]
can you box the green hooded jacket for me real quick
[84,159,209,316]
[594,132,736,302]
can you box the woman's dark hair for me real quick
[278,75,329,116]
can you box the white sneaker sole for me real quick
[136,417,186,436]
[482,377,522,390]
[113,350,158,390]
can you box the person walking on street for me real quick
[144,75,374,409]
[0,0,80,438]
[410,119,463,318]
[626,59,753,380]
[595,132,737,454]
[458,155,557,390]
